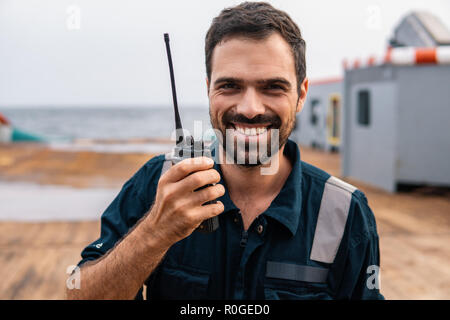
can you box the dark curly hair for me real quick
[205,1,306,94]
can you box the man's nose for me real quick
[235,87,265,120]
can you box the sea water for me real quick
[1,106,212,141]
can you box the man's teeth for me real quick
[235,126,268,136]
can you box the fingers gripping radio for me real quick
[164,33,219,233]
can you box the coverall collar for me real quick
[214,139,302,237]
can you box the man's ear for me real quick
[206,77,210,96]
[296,77,309,113]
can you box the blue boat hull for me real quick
[12,128,45,142]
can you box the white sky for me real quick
[1,0,449,107]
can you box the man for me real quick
[67,2,383,300]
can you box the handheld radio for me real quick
[163,33,219,233]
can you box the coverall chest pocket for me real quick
[158,264,210,300]
[263,261,332,300]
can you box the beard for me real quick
[209,107,296,167]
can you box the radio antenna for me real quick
[164,33,183,144]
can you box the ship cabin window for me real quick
[310,98,320,126]
[358,90,370,126]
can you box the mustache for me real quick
[222,112,282,128]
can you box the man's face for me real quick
[208,32,308,166]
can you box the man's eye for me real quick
[220,83,238,90]
[265,84,285,91]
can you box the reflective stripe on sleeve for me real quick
[310,176,357,264]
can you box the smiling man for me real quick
[67,2,383,300]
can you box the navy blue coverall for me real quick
[78,139,384,300]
